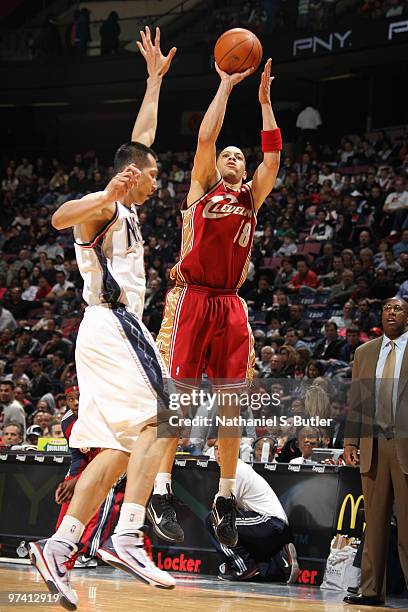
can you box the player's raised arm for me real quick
[188,63,254,204]
[51,165,140,230]
[131,26,177,147]
[250,59,281,212]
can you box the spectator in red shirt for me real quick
[35,276,52,300]
[288,259,321,291]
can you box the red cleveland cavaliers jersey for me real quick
[171,179,256,289]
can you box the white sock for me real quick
[114,503,145,534]
[52,515,85,544]
[153,472,172,496]
[217,478,236,498]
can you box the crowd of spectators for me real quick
[198,0,408,41]
[0,126,407,462]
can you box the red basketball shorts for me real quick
[156,284,254,387]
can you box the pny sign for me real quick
[293,31,352,56]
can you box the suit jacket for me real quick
[344,336,408,474]
[313,337,346,360]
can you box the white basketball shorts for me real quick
[70,304,170,453]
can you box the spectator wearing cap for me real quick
[15,327,42,358]
[287,259,320,291]
[313,322,346,360]
[307,208,333,242]
[277,231,298,257]
[26,424,43,446]
[30,360,52,401]
[2,421,24,447]
[0,379,26,436]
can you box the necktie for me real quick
[377,341,396,431]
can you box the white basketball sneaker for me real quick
[98,531,176,589]
[29,538,79,611]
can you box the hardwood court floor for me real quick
[0,563,407,612]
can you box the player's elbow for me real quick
[51,211,69,231]
[198,131,215,146]
[132,131,153,148]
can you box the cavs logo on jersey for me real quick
[202,194,253,220]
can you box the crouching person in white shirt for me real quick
[206,441,300,583]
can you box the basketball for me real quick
[214,28,263,75]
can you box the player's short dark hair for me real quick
[113,141,158,172]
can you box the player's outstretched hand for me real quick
[259,58,274,105]
[137,26,177,78]
[215,62,255,87]
[105,164,141,202]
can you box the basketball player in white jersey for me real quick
[29,28,178,610]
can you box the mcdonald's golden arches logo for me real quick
[337,493,364,531]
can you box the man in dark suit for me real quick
[313,321,345,360]
[344,297,408,606]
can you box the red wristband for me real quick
[262,128,282,152]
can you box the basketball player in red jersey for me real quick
[151,59,281,547]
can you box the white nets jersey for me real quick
[74,202,145,318]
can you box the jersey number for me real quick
[234,220,252,248]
